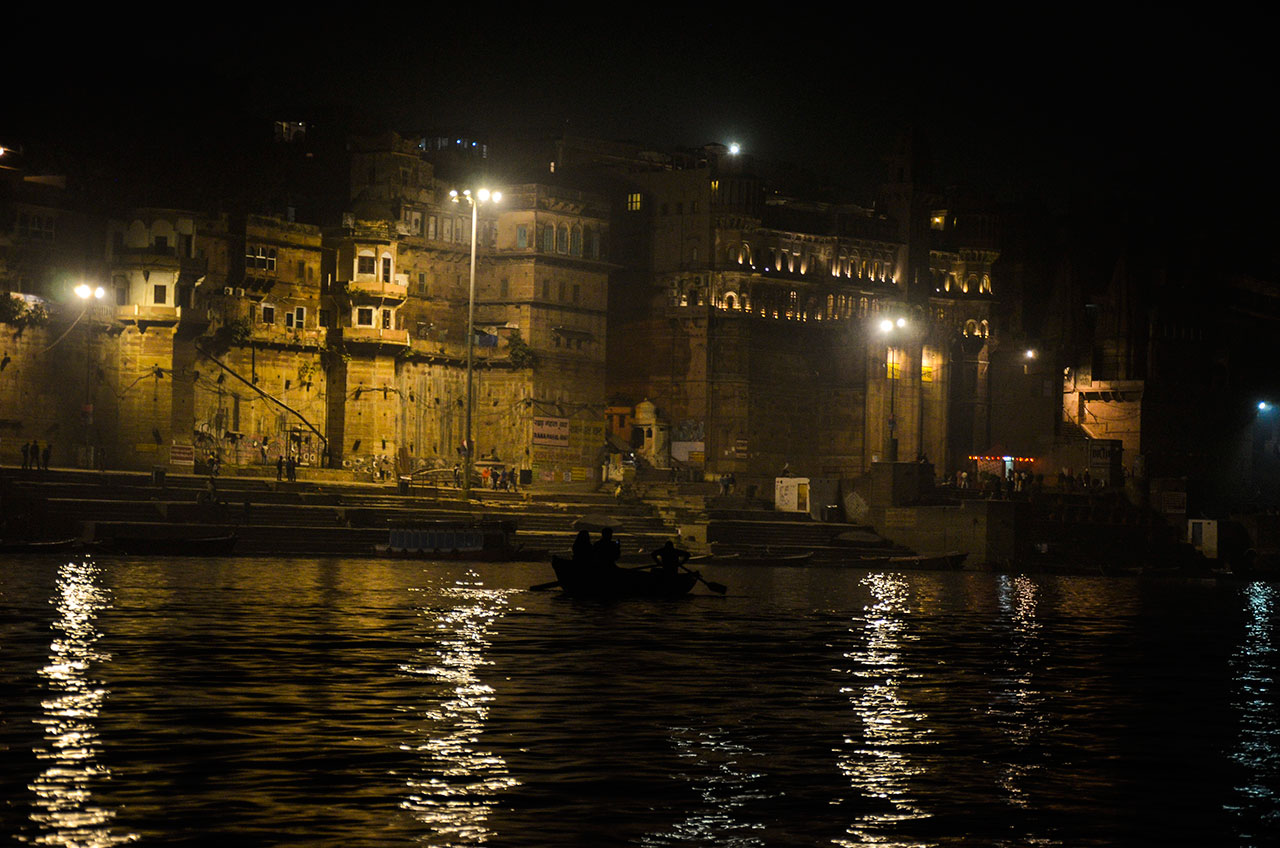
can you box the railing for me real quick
[336,326,409,345]
[344,274,408,300]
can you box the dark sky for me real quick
[6,13,1273,223]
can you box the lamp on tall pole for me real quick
[75,283,105,468]
[450,187,501,501]
[878,316,908,462]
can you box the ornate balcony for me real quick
[334,326,409,346]
[345,273,408,301]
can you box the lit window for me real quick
[626,193,642,212]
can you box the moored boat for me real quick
[549,555,699,599]
[0,538,82,554]
[885,551,968,570]
[97,534,239,556]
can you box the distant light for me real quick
[1025,349,1037,359]
[477,188,490,202]
[728,142,741,155]
[878,319,893,333]
[74,284,91,300]
[492,191,502,204]
[94,286,105,300]
[1260,401,1272,412]
[895,317,907,328]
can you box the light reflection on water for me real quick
[399,571,520,844]
[1230,582,1280,830]
[834,572,932,847]
[23,557,136,847]
[640,725,768,847]
[2,558,1279,846]
[992,574,1049,814]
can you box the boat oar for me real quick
[683,564,728,595]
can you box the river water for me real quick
[0,556,1277,847]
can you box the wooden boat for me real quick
[705,550,814,566]
[0,538,82,554]
[884,551,968,570]
[97,534,239,556]
[377,519,545,561]
[549,555,698,599]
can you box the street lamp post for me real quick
[75,283,105,468]
[879,316,908,462]
[450,188,501,501]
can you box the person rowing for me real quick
[651,540,690,576]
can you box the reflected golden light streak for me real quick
[640,726,767,846]
[399,574,519,843]
[1228,582,1278,821]
[25,557,136,847]
[991,575,1049,812]
[834,572,932,847]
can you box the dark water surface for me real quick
[1,556,1277,846]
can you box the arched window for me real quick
[964,319,978,336]
[570,226,582,256]
[981,274,992,294]
[725,293,737,310]
[556,225,569,254]
[980,319,989,337]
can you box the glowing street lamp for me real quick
[76,283,105,468]
[879,317,908,462]
[450,187,501,501]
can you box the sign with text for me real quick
[170,443,195,466]
[532,416,570,447]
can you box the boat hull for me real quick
[98,535,239,556]
[550,555,698,599]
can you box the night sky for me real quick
[6,13,1274,238]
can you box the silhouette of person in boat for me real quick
[592,527,621,569]
[572,530,593,563]
[651,540,690,576]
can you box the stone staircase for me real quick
[1,468,679,558]
[705,510,911,563]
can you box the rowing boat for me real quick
[550,555,698,599]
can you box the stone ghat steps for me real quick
[12,476,639,512]
[10,470,680,555]
[74,521,675,559]
[708,518,893,548]
[40,498,674,544]
[707,518,912,563]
